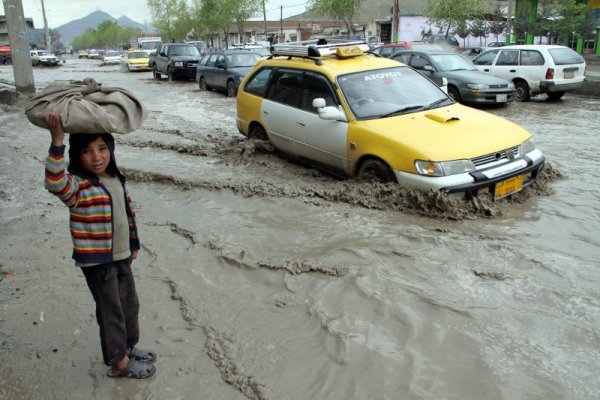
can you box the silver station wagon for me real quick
[472,45,586,101]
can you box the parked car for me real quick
[150,42,201,81]
[461,47,486,59]
[422,34,460,48]
[231,43,271,57]
[472,44,586,101]
[78,50,89,59]
[186,40,208,55]
[236,40,545,200]
[100,50,121,66]
[121,50,151,72]
[30,50,59,66]
[88,49,100,59]
[391,50,515,105]
[487,41,506,48]
[371,42,443,58]
[196,49,262,97]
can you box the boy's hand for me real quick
[44,112,64,146]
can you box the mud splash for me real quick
[0,89,27,106]
[124,166,561,220]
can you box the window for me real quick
[300,73,337,112]
[473,50,499,66]
[244,68,273,97]
[548,48,584,65]
[495,50,519,66]
[206,54,218,67]
[392,53,411,64]
[380,47,393,57]
[266,71,302,107]
[520,50,544,66]
[410,54,432,70]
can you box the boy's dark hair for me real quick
[68,133,122,181]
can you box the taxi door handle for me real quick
[510,69,516,72]
[262,110,269,115]
[297,122,305,127]
[483,68,490,72]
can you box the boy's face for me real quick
[80,136,110,177]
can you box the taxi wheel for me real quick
[167,69,174,81]
[153,66,161,80]
[249,124,268,141]
[227,81,236,97]
[358,159,396,183]
[514,80,530,102]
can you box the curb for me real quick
[574,79,600,97]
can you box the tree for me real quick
[487,4,506,43]
[469,17,490,46]
[71,21,142,50]
[454,20,469,48]
[307,0,363,37]
[50,30,64,52]
[551,0,593,46]
[231,0,262,43]
[423,0,492,37]
[147,0,194,41]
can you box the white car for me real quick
[101,50,122,65]
[472,44,586,101]
[30,50,59,66]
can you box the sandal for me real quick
[107,358,156,379]
[130,347,157,363]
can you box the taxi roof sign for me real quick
[272,40,370,58]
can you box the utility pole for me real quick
[391,0,399,43]
[2,0,35,95]
[262,0,268,43]
[41,0,50,51]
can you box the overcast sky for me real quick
[1,0,308,29]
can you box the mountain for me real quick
[55,10,149,46]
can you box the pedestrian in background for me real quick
[43,112,156,379]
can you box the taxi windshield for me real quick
[337,66,450,119]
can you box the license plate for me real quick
[564,71,574,79]
[495,175,524,199]
[496,94,508,102]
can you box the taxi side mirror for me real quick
[313,98,347,122]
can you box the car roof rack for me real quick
[271,39,370,64]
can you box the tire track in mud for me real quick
[167,279,270,400]
[140,233,270,400]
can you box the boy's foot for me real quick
[129,347,157,363]
[107,358,156,379]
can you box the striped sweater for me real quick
[45,144,140,264]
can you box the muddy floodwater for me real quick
[1,58,599,400]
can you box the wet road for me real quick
[1,58,599,399]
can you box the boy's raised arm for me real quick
[44,112,64,147]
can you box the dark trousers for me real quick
[81,258,140,366]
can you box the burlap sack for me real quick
[25,78,147,134]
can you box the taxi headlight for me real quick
[520,138,536,155]
[175,61,183,67]
[415,160,475,177]
[466,83,489,90]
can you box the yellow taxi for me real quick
[121,49,151,72]
[236,40,545,200]
[78,49,89,59]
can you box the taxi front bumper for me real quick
[394,149,545,198]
